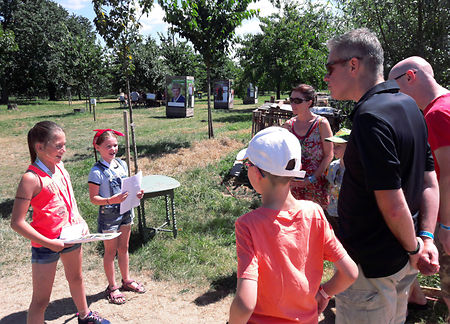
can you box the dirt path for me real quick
[1,263,234,324]
[1,263,336,324]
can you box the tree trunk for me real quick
[47,82,57,101]
[0,84,9,105]
[207,66,214,139]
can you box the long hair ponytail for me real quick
[27,121,64,163]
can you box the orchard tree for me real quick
[1,0,72,101]
[236,1,336,98]
[130,36,168,93]
[156,0,258,138]
[0,25,18,104]
[335,0,450,84]
[93,0,153,173]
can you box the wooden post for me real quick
[126,79,139,174]
[123,110,132,177]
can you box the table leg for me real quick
[138,200,144,237]
[170,191,177,238]
[164,195,171,226]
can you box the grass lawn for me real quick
[0,96,446,323]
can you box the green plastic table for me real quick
[139,175,180,238]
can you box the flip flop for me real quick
[106,285,126,304]
[121,279,146,294]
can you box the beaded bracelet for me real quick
[418,231,434,240]
[440,223,450,230]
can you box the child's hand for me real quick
[110,192,129,204]
[81,220,90,236]
[48,239,66,252]
[137,189,144,199]
[315,290,330,315]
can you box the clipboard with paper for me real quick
[120,171,142,214]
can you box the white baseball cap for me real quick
[236,126,306,178]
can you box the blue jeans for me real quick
[31,243,81,264]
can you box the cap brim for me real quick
[235,148,248,161]
[325,136,347,143]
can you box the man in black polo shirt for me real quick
[324,28,439,324]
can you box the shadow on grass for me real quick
[136,141,191,158]
[194,272,237,306]
[214,110,254,124]
[37,111,87,119]
[128,227,156,254]
[0,291,105,324]
[0,199,14,219]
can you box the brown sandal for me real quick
[105,285,126,304]
[121,279,146,293]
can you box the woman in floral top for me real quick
[282,84,333,209]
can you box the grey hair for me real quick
[327,28,384,76]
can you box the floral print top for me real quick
[284,116,329,209]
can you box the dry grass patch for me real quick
[138,137,244,176]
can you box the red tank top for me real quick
[28,163,79,247]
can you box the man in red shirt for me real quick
[390,56,450,316]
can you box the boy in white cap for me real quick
[324,128,351,232]
[228,126,358,324]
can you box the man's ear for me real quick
[349,57,360,74]
[406,70,417,82]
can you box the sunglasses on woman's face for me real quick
[289,97,308,104]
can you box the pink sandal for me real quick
[121,279,146,293]
[105,285,126,304]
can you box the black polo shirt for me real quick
[337,80,435,278]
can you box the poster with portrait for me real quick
[168,79,186,108]
[214,80,228,103]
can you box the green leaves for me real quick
[236,1,335,98]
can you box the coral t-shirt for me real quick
[235,200,347,323]
[29,162,82,247]
[423,92,450,180]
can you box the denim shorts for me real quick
[31,243,81,264]
[98,205,133,233]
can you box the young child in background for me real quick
[10,121,110,324]
[324,128,351,232]
[228,126,358,324]
[88,129,145,305]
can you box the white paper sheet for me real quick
[120,171,142,214]
[62,232,121,244]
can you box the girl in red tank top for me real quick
[10,121,109,324]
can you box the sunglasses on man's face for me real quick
[325,56,361,76]
[289,97,309,104]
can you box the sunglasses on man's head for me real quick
[289,97,308,104]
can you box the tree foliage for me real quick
[335,0,450,85]
[156,0,258,137]
[0,0,106,103]
[236,1,336,98]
